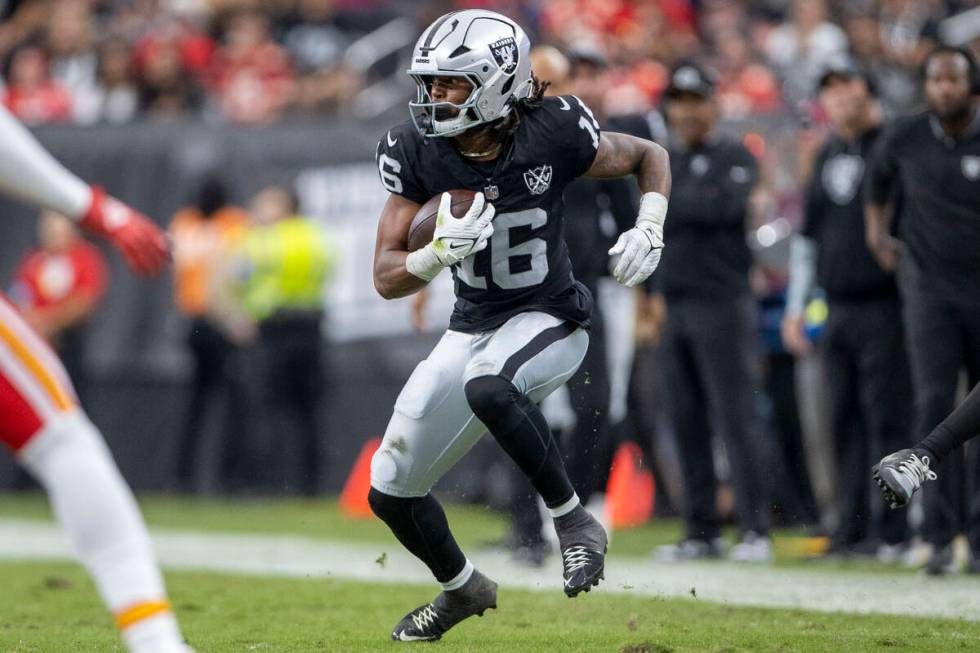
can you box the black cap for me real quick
[566,46,607,69]
[663,62,715,99]
[816,54,869,92]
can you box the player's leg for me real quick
[0,299,188,652]
[854,298,913,551]
[957,306,980,568]
[874,297,959,514]
[656,302,722,558]
[562,305,610,505]
[873,299,967,511]
[461,312,600,596]
[883,297,963,572]
[689,297,771,560]
[173,319,223,489]
[822,306,866,552]
[289,319,325,496]
[369,329,496,641]
[463,318,579,516]
[911,382,980,466]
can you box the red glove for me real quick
[78,186,170,276]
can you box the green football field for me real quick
[3,561,978,653]
[0,494,978,653]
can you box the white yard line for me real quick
[1,519,977,620]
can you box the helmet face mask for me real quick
[409,71,485,137]
[407,10,533,138]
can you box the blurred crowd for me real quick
[1,0,976,124]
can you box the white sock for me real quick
[548,493,580,518]
[122,612,185,653]
[441,559,474,591]
[18,410,185,652]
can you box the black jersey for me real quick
[865,110,980,300]
[652,137,757,300]
[376,95,601,333]
[803,127,897,301]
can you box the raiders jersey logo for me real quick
[490,37,519,75]
[523,164,552,195]
[962,155,980,181]
[822,154,864,205]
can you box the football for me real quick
[406,189,477,252]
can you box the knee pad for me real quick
[465,375,527,434]
[370,435,424,497]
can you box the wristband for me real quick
[405,244,443,282]
[637,192,668,246]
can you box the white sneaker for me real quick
[729,531,773,563]
[653,538,726,563]
[876,542,909,565]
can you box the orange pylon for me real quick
[339,437,382,519]
[605,441,655,529]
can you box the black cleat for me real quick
[391,569,497,642]
[873,449,937,509]
[554,505,608,598]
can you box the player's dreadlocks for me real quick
[519,73,552,110]
[488,73,551,141]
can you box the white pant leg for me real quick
[370,329,487,497]
[371,313,590,498]
[18,409,185,653]
[464,311,589,402]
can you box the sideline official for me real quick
[783,57,912,558]
[865,46,980,574]
[651,62,772,562]
[237,185,335,496]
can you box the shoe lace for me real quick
[563,545,592,574]
[411,604,439,631]
[899,453,938,487]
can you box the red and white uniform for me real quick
[0,103,185,652]
[0,293,77,450]
[12,240,108,314]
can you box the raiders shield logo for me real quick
[524,165,552,195]
[962,155,980,181]
[822,154,864,205]
[490,37,519,75]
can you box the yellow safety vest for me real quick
[239,216,334,320]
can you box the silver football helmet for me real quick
[407,10,533,137]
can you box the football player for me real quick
[372,10,670,641]
[0,105,190,653]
